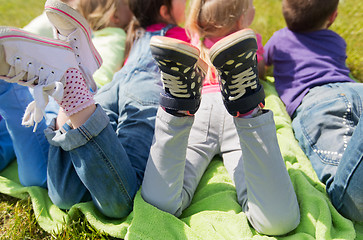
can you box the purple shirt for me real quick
[264,28,354,116]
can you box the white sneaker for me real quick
[0,26,78,130]
[44,0,102,93]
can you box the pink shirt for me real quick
[146,23,190,42]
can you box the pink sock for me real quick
[58,68,95,116]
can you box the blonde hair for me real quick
[186,0,250,39]
[185,0,251,82]
[76,0,123,31]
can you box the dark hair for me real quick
[124,0,172,58]
[282,0,339,32]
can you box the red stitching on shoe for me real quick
[0,34,72,50]
[236,110,254,118]
[185,111,194,116]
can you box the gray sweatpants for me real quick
[141,92,300,235]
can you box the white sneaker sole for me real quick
[209,28,257,64]
[44,0,102,67]
[150,36,208,74]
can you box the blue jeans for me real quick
[45,105,144,218]
[45,26,172,218]
[292,82,363,221]
[0,117,15,171]
[0,82,53,188]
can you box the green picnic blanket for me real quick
[1,78,362,239]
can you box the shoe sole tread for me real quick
[209,29,257,66]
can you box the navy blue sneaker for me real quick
[209,29,265,116]
[150,36,207,115]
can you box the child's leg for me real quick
[141,36,209,216]
[292,82,363,221]
[332,108,363,221]
[45,104,139,218]
[0,25,140,218]
[0,116,15,171]
[42,65,141,218]
[142,102,216,216]
[141,107,194,216]
[0,26,83,187]
[211,30,299,235]
[0,88,58,172]
[0,82,48,187]
[223,110,300,235]
[46,138,91,209]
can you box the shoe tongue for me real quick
[0,46,10,76]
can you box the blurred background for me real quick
[0,0,362,81]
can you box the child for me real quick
[0,0,190,218]
[264,0,363,221]
[0,0,132,172]
[141,0,300,235]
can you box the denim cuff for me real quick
[45,104,110,151]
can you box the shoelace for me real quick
[226,66,257,101]
[161,66,196,98]
[161,71,190,98]
[161,61,204,99]
[219,51,258,101]
[5,57,64,131]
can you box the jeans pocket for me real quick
[299,93,354,165]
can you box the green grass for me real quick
[333,0,363,81]
[0,0,46,28]
[0,193,118,239]
[0,0,362,239]
[0,194,49,239]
